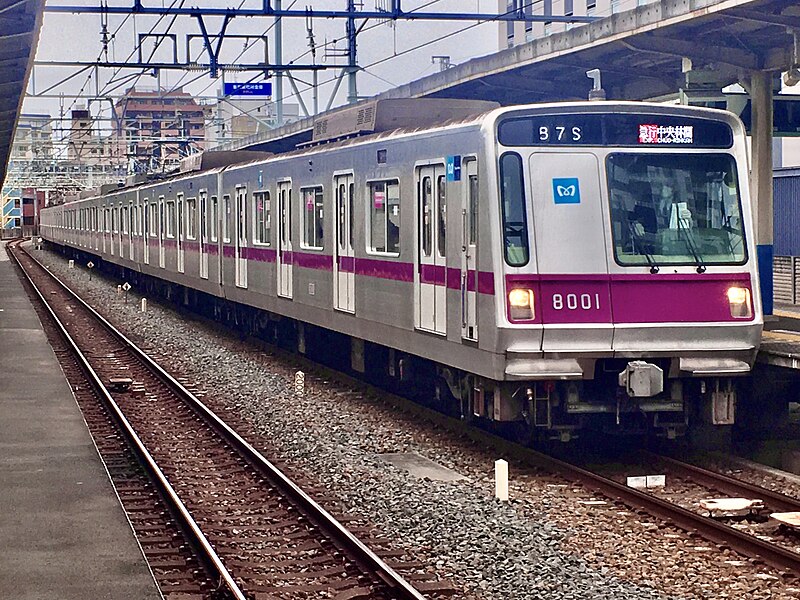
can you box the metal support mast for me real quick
[275,0,283,126]
[347,0,358,105]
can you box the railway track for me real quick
[511,449,800,577]
[9,240,438,600]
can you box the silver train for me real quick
[41,100,763,440]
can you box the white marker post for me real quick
[140,298,147,313]
[495,459,509,502]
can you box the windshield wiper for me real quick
[674,210,706,273]
[628,222,659,274]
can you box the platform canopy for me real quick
[0,0,45,189]
[381,0,800,105]
[228,0,800,154]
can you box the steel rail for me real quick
[14,242,428,600]
[521,450,800,576]
[347,377,800,577]
[8,241,248,600]
[647,452,800,513]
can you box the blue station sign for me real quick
[224,82,273,97]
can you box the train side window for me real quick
[237,188,247,245]
[367,179,400,255]
[186,197,197,239]
[437,174,446,257]
[166,200,176,238]
[254,191,271,245]
[337,184,345,248]
[223,194,231,242]
[149,203,157,237]
[302,186,324,250]
[469,173,479,245]
[421,176,432,257]
[349,182,355,249]
[499,152,529,267]
[210,195,218,241]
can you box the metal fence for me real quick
[0,227,22,240]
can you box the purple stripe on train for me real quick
[354,257,415,282]
[243,246,277,262]
[338,256,355,273]
[506,273,754,324]
[284,250,333,271]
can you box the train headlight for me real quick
[508,288,535,321]
[727,286,752,318]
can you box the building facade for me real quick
[112,87,210,172]
[500,0,656,48]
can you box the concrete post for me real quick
[749,71,774,315]
[495,459,509,501]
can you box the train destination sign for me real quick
[497,113,733,148]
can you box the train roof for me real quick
[50,100,741,207]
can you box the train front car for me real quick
[485,102,761,441]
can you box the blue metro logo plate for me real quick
[552,177,580,204]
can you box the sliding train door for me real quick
[333,173,355,313]
[277,180,293,299]
[416,164,447,334]
[177,193,185,273]
[235,186,248,288]
[460,158,478,341]
[143,198,150,264]
[199,190,208,279]
[158,195,165,268]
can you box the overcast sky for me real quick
[26,0,501,128]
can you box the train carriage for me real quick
[40,99,762,440]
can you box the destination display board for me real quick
[497,113,734,148]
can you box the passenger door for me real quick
[128,202,134,260]
[177,193,185,273]
[199,191,208,279]
[416,164,447,335]
[528,153,612,352]
[143,199,150,265]
[333,173,355,313]
[158,196,165,269]
[461,159,478,341]
[277,181,293,299]
[235,186,248,288]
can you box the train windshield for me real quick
[607,153,746,267]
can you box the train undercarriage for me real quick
[437,363,739,443]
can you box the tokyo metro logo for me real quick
[552,177,580,204]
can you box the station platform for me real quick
[759,304,800,369]
[0,242,161,600]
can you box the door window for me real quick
[368,180,400,254]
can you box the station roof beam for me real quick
[0,0,45,189]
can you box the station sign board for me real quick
[223,82,273,97]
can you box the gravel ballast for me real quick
[31,245,800,599]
